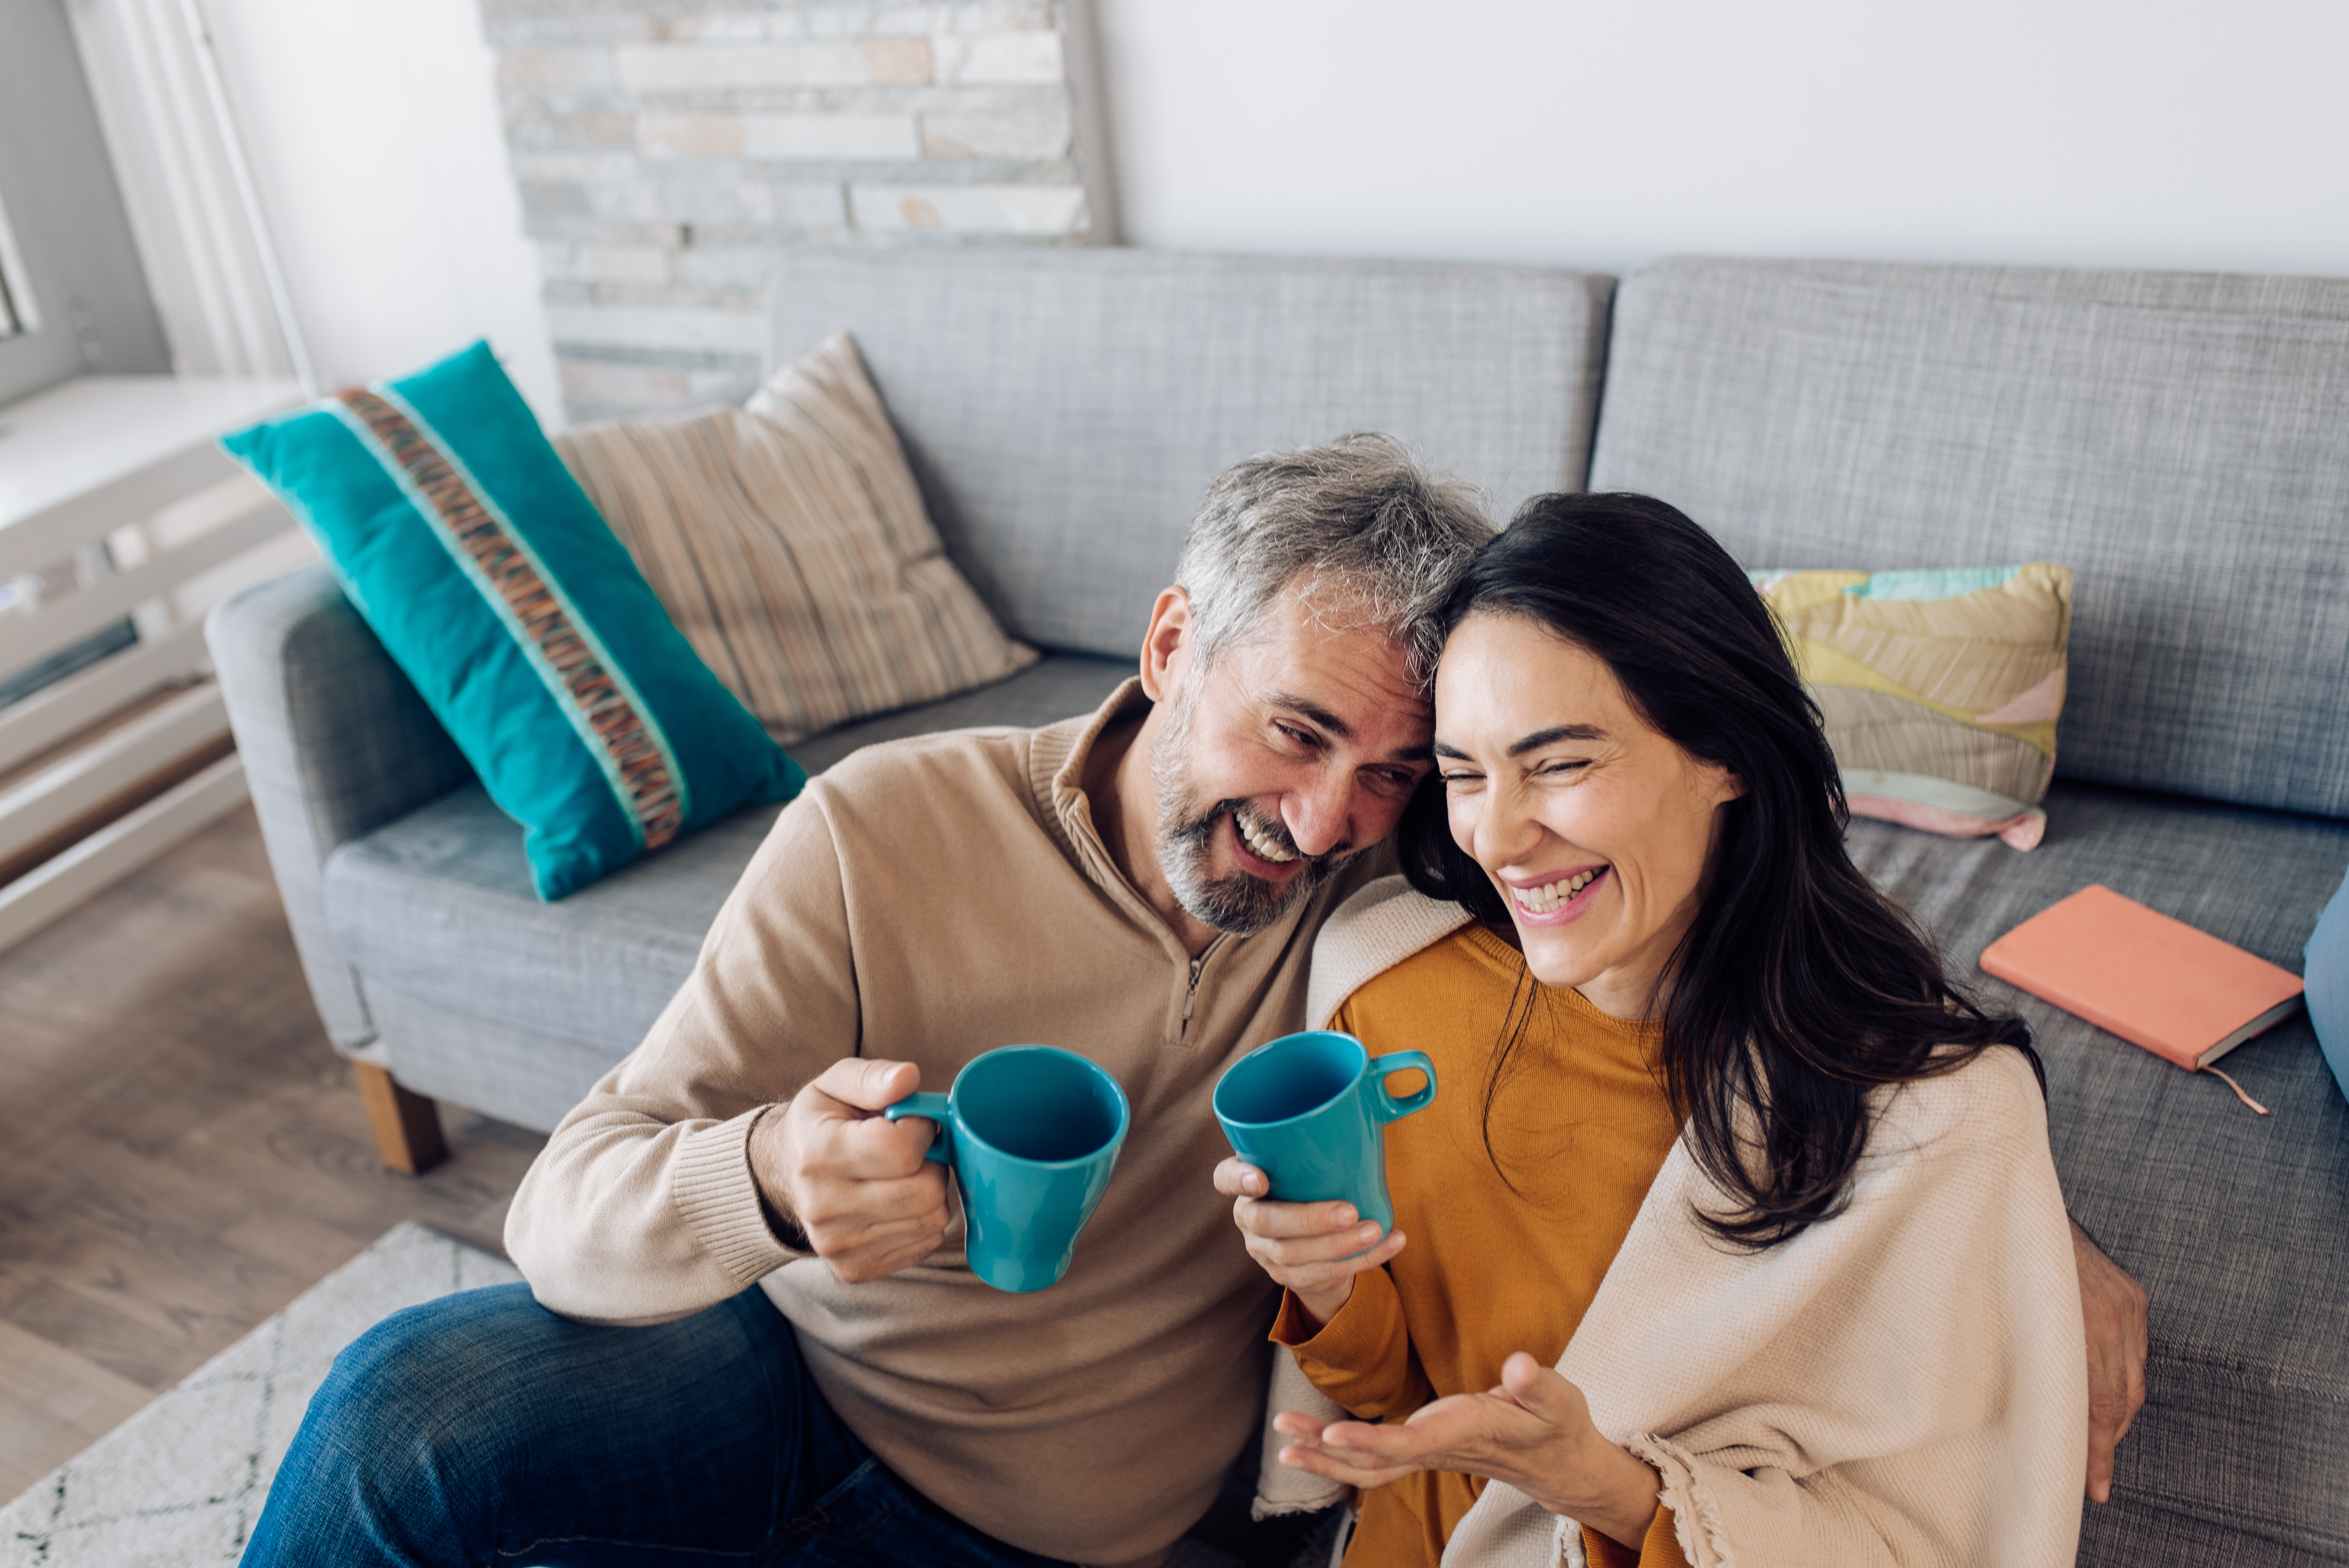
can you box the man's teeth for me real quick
[1237,814,1298,864]
[1511,867,1604,913]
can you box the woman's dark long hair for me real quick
[1399,492,2036,1247]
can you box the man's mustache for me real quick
[1183,799,1349,869]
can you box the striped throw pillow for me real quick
[1752,563,2073,851]
[221,341,804,900]
[556,333,1036,744]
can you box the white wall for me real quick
[165,0,2349,432]
[1096,0,2349,278]
[201,0,561,422]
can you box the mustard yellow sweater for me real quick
[1274,925,1692,1568]
[1271,877,2085,1568]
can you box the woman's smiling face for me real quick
[1435,610,1744,1018]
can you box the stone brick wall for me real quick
[481,1,1107,423]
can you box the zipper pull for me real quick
[1180,937,1223,1038]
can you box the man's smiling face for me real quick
[1148,584,1434,935]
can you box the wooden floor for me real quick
[0,806,546,1502]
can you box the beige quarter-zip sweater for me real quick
[504,681,1385,1564]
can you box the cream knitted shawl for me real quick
[1258,877,2087,1568]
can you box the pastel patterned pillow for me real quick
[1751,564,2073,850]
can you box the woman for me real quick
[1217,494,2085,1567]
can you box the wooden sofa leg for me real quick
[354,1062,449,1176]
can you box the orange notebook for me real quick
[1981,886,2303,1105]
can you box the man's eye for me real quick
[1276,723,1319,749]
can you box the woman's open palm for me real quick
[1272,1354,1662,1547]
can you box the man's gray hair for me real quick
[1174,433,1495,689]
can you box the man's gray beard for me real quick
[1149,684,1354,936]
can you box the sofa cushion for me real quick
[1752,562,2073,849]
[365,981,645,1136]
[2311,868,2349,1106]
[1591,257,2349,819]
[1844,787,2349,1561]
[555,332,1037,745]
[765,249,1614,660]
[321,653,1132,1068]
[221,342,805,899]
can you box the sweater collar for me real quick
[1029,676,1152,894]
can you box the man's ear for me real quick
[1139,587,1193,703]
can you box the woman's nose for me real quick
[1470,781,1542,868]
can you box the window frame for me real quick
[0,0,171,406]
[0,191,34,341]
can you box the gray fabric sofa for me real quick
[1593,258,2349,1566]
[209,248,2349,1565]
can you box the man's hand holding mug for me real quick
[750,1058,951,1283]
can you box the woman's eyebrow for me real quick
[1433,725,1607,761]
[1508,724,1607,756]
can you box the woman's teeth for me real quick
[1237,813,1298,864]
[1511,867,1603,914]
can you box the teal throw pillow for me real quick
[222,341,805,898]
[2310,863,2349,1106]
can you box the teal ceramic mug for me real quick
[883,1045,1131,1293]
[1212,1030,1437,1233]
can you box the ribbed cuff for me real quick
[672,1107,801,1285]
[1271,1267,1401,1364]
[1578,1502,1682,1568]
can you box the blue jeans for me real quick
[241,1283,1071,1567]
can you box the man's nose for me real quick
[1283,777,1356,859]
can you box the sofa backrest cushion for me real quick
[1589,257,2349,820]
[766,249,1612,661]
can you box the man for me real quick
[246,437,2146,1568]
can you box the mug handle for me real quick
[883,1092,955,1164]
[1367,1051,1437,1123]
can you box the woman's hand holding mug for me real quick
[1210,1030,1435,1328]
[1213,1157,1406,1328]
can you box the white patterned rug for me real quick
[0,1223,519,1567]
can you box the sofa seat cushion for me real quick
[321,653,1133,1057]
[326,782,778,1056]
[1845,783,2349,1559]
